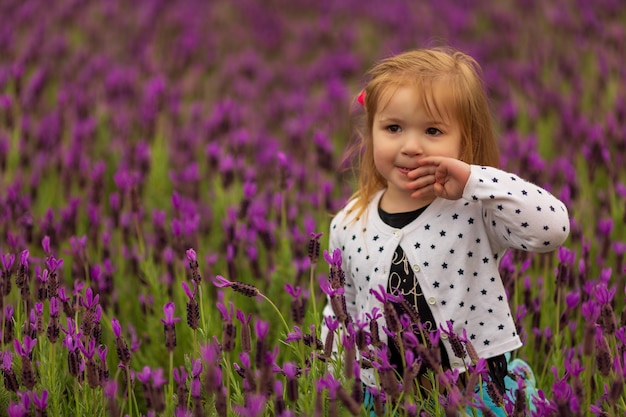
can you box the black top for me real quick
[378,205,451,375]
[378,204,507,392]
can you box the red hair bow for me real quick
[357,90,366,106]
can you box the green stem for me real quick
[198,284,207,336]
[309,263,319,324]
[259,292,290,334]
[168,350,174,412]
[126,367,133,417]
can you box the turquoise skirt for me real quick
[363,355,539,416]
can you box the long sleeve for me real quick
[462,165,570,253]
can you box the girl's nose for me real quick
[401,136,422,156]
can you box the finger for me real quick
[405,174,435,190]
[407,165,437,179]
[410,183,435,199]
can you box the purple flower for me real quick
[285,326,303,342]
[181,281,196,300]
[323,248,342,267]
[19,250,29,267]
[173,366,187,385]
[284,283,301,298]
[1,351,13,370]
[369,284,401,304]
[41,236,51,254]
[14,336,37,357]
[111,318,122,338]
[323,316,339,332]
[81,287,100,309]
[152,368,167,388]
[79,338,96,360]
[1,252,15,271]
[160,302,181,326]
[44,256,63,273]
[282,362,298,379]
[212,275,233,288]
[319,279,344,297]
[318,373,342,399]
[97,345,108,363]
[189,359,202,379]
[592,282,615,305]
[137,366,152,384]
[232,393,266,417]
[255,320,270,340]
[186,248,197,263]
[33,390,48,410]
[216,301,234,322]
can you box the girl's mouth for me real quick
[397,166,413,175]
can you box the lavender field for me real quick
[0,0,625,415]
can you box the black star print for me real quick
[550,206,555,212]
[458,269,464,275]
[482,257,489,264]
[440,230,446,237]
[498,295,504,301]
[450,249,455,254]
[366,276,371,281]
[492,177,498,183]
[470,334,476,340]
[497,204,503,210]
[458,233,463,238]
[467,251,473,257]
[379,246,384,252]
[536,206,542,211]
[433,281,440,288]
[459,301,464,307]
[425,224,431,230]
[423,261,429,267]
[515,209,521,214]
[498,324,504,330]
[483,339,490,346]
[521,222,529,228]
[414,242,420,249]
[468,218,474,224]
[441,263,448,269]
[373,235,379,241]
[470,305,476,311]
[357,247,362,253]
[481,289,487,295]
[488,308,493,313]
[522,190,528,196]
[452,213,459,220]
[431,244,436,250]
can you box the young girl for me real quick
[321,48,570,415]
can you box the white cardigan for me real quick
[322,165,570,387]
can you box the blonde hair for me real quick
[344,47,500,219]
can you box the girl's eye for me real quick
[426,127,443,136]
[387,125,402,133]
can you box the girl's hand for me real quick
[406,157,471,200]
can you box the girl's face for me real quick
[372,83,462,210]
